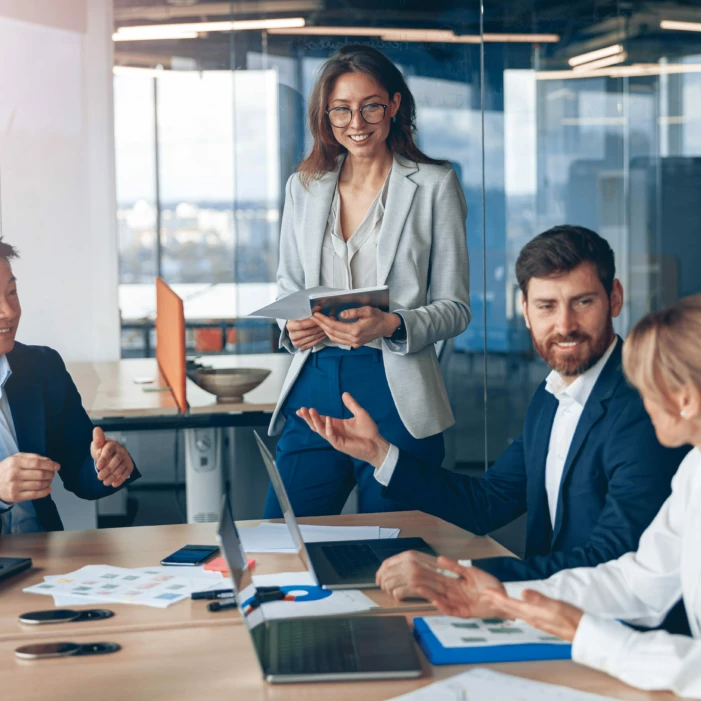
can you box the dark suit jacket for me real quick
[383,339,689,582]
[5,342,140,531]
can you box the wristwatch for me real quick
[389,313,407,343]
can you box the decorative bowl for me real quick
[191,367,271,403]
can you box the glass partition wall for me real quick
[113,0,701,529]
[485,0,701,463]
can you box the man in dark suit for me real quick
[0,239,139,532]
[297,226,688,594]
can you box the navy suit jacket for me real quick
[5,342,140,531]
[383,339,689,582]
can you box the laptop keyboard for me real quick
[322,543,382,579]
[273,618,358,675]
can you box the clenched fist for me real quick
[0,453,60,503]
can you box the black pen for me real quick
[208,599,238,612]
[191,588,235,601]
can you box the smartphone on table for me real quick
[160,544,219,566]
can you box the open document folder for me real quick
[413,615,571,665]
[248,286,393,321]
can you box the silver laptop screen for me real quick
[254,432,315,578]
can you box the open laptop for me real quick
[254,431,435,589]
[216,493,423,683]
[0,557,31,583]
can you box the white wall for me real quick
[0,0,120,362]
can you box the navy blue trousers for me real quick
[264,346,445,517]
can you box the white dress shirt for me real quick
[504,447,701,697]
[315,168,391,352]
[542,338,617,526]
[0,354,44,534]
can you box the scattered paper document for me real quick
[245,571,377,619]
[24,565,225,609]
[387,668,619,701]
[238,523,400,553]
[424,615,570,648]
[248,287,338,320]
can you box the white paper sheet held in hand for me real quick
[386,668,619,701]
[238,523,400,553]
[248,287,338,320]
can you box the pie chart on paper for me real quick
[279,585,332,602]
[242,585,332,609]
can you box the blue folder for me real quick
[413,616,572,665]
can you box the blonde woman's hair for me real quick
[623,294,701,410]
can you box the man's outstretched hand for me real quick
[297,392,390,469]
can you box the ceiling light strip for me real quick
[568,44,623,67]
[481,33,560,43]
[113,31,199,42]
[660,20,701,33]
[537,62,701,80]
[572,51,627,72]
[113,17,305,41]
[268,26,559,43]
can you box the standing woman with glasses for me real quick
[264,44,470,518]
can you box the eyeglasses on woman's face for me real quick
[325,103,388,128]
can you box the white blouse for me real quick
[504,448,701,697]
[316,169,391,351]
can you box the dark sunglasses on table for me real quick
[326,103,389,127]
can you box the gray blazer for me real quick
[268,154,471,439]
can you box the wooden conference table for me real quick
[1,512,673,701]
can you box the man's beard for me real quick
[532,319,614,377]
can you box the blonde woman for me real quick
[409,295,701,696]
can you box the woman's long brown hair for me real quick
[298,44,445,186]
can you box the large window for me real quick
[114,66,280,356]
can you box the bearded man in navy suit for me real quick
[297,226,688,626]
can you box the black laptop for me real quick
[0,557,32,583]
[216,494,423,683]
[254,431,435,589]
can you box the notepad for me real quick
[413,615,571,665]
